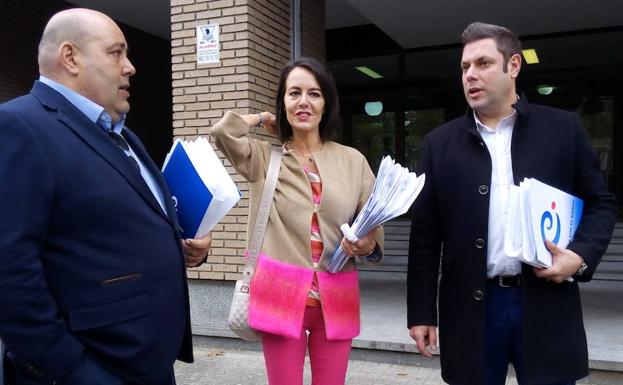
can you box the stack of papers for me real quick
[504,178,583,268]
[162,138,241,239]
[327,156,426,273]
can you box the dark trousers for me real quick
[4,351,176,385]
[483,282,574,385]
[6,353,126,385]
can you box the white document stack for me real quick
[162,138,241,239]
[327,156,426,273]
[504,178,583,268]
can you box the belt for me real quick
[487,275,521,288]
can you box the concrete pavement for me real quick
[188,272,623,371]
[174,336,623,385]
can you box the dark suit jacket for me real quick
[407,96,617,385]
[0,82,193,384]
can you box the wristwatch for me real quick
[575,259,589,277]
[257,113,264,128]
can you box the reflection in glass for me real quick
[351,111,395,173]
[578,97,614,184]
[404,109,445,171]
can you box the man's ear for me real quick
[58,42,80,76]
[508,53,521,79]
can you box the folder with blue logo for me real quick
[504,178,583,268]
[162,138,241,239]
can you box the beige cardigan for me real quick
[210,111,383,272]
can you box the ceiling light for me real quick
[522,49,539,64]
[537,85,555,95]
[365,101,383,116]
[356,66,383,79]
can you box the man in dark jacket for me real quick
[0,8,211,385]
[407,22,617,385]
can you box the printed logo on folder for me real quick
[540,202,562,246]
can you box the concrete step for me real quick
[593,272,623,282]
[384,249,408,256]
[607,244,623,254]
[377,258,409,267]
[602,253,623,262]
[385,233,409,241]
[383,222,411,236]
[595,260,623,273]
[385,239,409,248]
[361,256,408,267]
[377,221,410,275]
[384,220,410,226]
[358,269,407,280]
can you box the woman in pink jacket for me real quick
[211,57,383,385]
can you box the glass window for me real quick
[578,96,614,184]
[351,111,395,173]
[404,108,445,171]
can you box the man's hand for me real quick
[533,240,583,283]
[182,233,212,268]
[409,325,438,357]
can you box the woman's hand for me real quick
[241,112,277,136]
[341,231,376,258]
[259,111,277,136]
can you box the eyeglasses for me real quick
[108,131,140,172]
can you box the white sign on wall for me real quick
[196,24,219,64]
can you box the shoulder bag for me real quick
[227,146,282,341]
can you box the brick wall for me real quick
[171,0,293,280]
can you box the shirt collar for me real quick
[39,75,126,134]
[474,108,517,134]
[97,112,126,134]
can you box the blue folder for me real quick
[162,142,213,238]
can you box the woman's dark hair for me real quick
[274,57,339,142]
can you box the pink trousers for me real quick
[261,306,353,385]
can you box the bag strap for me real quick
[242,146,283,284]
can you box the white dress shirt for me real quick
[475,110,522,278]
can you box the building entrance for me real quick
[327,27,623,214]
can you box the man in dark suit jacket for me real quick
[0,8,211,385]
[407,22,617,385]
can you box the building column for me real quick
[171,0,291,280]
